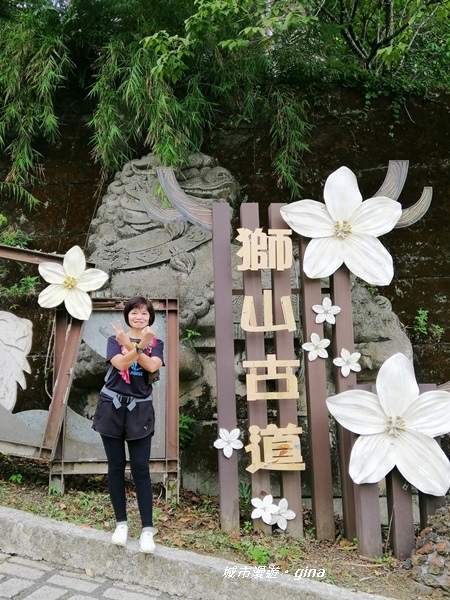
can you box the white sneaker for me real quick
[111,523,128,546]
[139,531,155,554]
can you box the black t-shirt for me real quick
[105,335,165,398]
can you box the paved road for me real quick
[0,553,175,600]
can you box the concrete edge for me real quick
[0,506,391,600]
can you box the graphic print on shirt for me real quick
[129,359,145,377]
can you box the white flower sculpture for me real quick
[280,166,402,286]
[213,428,243,458]
[312,297,341,324]
[333,348,361,377]
[251,495,278,525]
[302,332,330,361]
[38,245,108,321]
[326,353,450,496]
[270,498,296,530]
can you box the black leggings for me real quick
[101,434,153,528]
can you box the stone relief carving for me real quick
[0,311,32,412]
[88,152,240,336]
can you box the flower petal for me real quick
[317,348,329,359]
[213,439,227,449]
[280,200,335,238]
[262,495,274,507]
[219,428,230,441]
[395,430,450,496]
[276,515,288,530]
[405,390,450,437]
[303,237,344,279]
[251,498,263,508]
[376,353,419,419]
[230,440,244,450]
[343,233,395,286]
[38,262,67,284]
[262,511,275,525]
[223,444,233,458]
[64,288,92,320]
[38,284,68,308]
[323,167,362,222]
[333,358,346,367]
[251,507,263,519]
[311,332,321,345]
[340,365,351,377]
[278,498,288,511]
[63,246,87,278]
[302,342,316,352]
[318,338,331,349]
[76,268,108,292]
[326,390,386,435]
[228,428,241,440]
[349,433,397,484]
[351,197,402,236]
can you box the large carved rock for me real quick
[88,153,241,337]
[352,279,413,380]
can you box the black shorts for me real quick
[92,391,155,440]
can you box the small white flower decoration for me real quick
[270,498,296,530]
[312,297,341,324]
[326,352,450,496]
[280,166,402,286]
[333,348,361,377]
[38,246,108,321]
[302,332,330,361]
[213,428,243,458]
[251,495,279,525]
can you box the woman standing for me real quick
[93,296,164,554]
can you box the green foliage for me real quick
[236,539,273,565]
[0,276,41,300]
[9,473,23,484]
[1,0,449,191]
[182,329,201,345]
[179,413,196,447]
[414,308,429,337]
[0,214,30,248]
[238,480,252,516]
[0,182,39,210]
[412,309,445,342]
[360,282,379,296]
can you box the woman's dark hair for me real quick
[123,296,155,326]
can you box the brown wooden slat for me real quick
[165,299,180,461]
[0,245,94,266]
[331,268,381,556]
[241,203,272,534]
[40,317,85,458]
[269,204,303,537]
[299,237,335,540]
[212,203,240,531]
[350,385,382,558]
[385,468,415,559]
